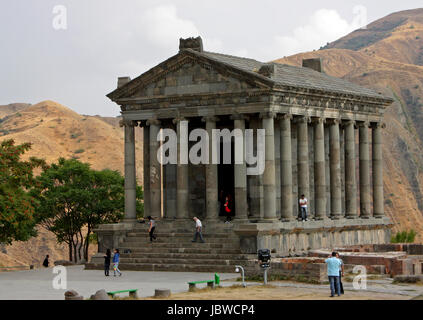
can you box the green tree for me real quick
[33,158,143,262]
[0,139,45,244]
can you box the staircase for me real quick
[86,222,256,272]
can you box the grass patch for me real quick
[74,149,85,154]
[240,274,320,284]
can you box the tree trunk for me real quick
[83,227,91,261]
[68,242,73,262]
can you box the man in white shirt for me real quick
[299,194,308,221]
[192,217,205,243]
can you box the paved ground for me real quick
[0,266,238,300]
[1,266,422,300]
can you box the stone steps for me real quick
[121,252,252,260]
[120,247,243,254]
[120,242,239,249]
[122,237,240,244]
[126,232,236,239]
[119,257,247,265]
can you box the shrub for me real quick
[74,149,85,154]
[391,230,416,243]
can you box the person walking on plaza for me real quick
[112,249,122,277]
[147,216,157,243]
[325,252,342,297]
[104,249,111,276]
[336,252,345,294]
[192,217,205,243]
[299,194,308,221]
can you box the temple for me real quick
[87,37,394,272]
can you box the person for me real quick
[192,217,205,243]
[325,252,342,297]
[42,255,49,268]
[224,195,232,223]
[336,252,345,294]
[104,249,111,276]
[147,216,156,243]
[299,194,308,221]
[112,249,122,277]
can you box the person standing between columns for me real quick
[260,112,278,221]
[299,194,308,221]
[173,117,189,220]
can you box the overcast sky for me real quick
[0,1,421,116]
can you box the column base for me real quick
[373,214,384,219]
[360,216,371,219]
[345,215,359,219]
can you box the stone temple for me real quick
[87,37,394,272]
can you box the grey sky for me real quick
[0,1,421,116]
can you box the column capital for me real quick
[146,118,161,126]
[259,111,277,119]
[172,117,188,124]
[293,115,311,124]
[370,121,386,129]
[356,120,370,128]
[341,120,356,128]
[278,113,293,121]
[311,117,326,125]
[230,113,249,121]
[201,115,219,123]
[326,118,341,125]
[119,120,138,128]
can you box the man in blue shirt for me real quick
[325,252,342,297]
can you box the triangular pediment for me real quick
[107,50,272,101]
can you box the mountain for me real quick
[275,8,423,241]
[0,100,143,267]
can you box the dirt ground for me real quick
[144,284,411,300]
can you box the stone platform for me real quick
[86,218,392,273]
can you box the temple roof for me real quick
[199,50,386,100]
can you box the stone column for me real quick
[231,114,249,221]
[329,119,342,219]
[173,117,189,219]
[358,121,371,218]
[121,119,138,222]
[143,122,151,217]
[202,116,219,221]
[147,119,162,219]
[280,114,293,221]
[313,117,326,220]
[344,120,358,219]
[372,122,385,218]
[261,112,277,221]
[297,116,310,214]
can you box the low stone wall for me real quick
[235,218,392,257]
[244,258,327,284]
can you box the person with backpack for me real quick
[112,249,122,277]
[104,249,111,276]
